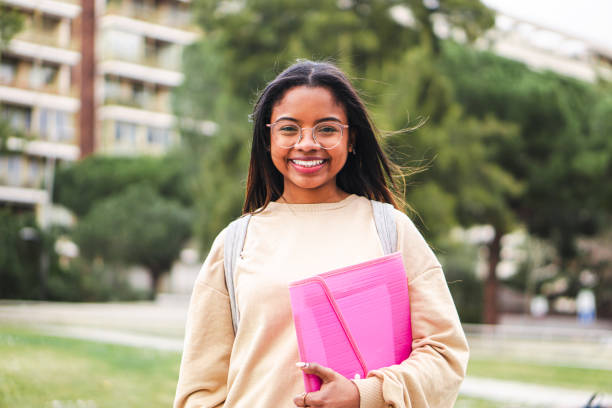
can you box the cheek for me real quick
[270,148,287,173]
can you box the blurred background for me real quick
[0,0,611,407]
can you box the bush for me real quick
[437,240,484,323]
[0,208,41,299]
[46,258,149,302]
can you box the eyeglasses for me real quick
[266,120,349,150]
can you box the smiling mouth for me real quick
[290,159,326,168]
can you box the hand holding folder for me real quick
[289,252,412,392]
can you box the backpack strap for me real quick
[223,214,251,335]
[370,200,397,255]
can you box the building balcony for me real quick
[6,39,80,66]
[99,104,217,135]
[5,137,79,160]
[0,185,48,206]
[0,79,77,100]
[11,27,78,52]
[104,0,196,32]
[0,85,79,112]
[103,96,170,114]
[100,47,182,72]
[0,0,81,19]
[99,14,199,46]
[99,104,176,128]
[99,59,184,87]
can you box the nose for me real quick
[295,127,319,150]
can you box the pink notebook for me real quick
[288,252,412,392]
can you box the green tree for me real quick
[440,43,612,257]
[379,46,521,322]
[439,42,612,320]
[0,210,41,299]
[73,185,192,296]
[0,5,24,53]
[403,0,494,55]
[54,153,193,217]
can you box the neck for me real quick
[280,186,349,204]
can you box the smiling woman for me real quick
[173,60,469,408]
[268,86,351,204]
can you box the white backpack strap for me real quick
[223,214,251,334]
[371,200,397,255]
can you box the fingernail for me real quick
[296,362,307,368]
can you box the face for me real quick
[269,86,351,203]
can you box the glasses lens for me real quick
[272,121,300,148]
[314,122,342,149]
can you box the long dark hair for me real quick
[243,60,404,213]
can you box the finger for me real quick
[296,362,337,383]
[292,391,307,407]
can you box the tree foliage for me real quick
[55,153,193,217]
[0,5,24,52]
[74,185,192,296]
[0,209,41,299]
[439,42,612,258]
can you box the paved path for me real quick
[461,377,608,407]
[2,300,611,407]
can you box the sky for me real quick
[481,0,612,50]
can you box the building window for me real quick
[56,111,73,141]
[7,155,21,185]
[30,63,58,89]
[28,159,40,187]
[115,121,137,144]
[146,126,171,146]
[0,57,18,85]
[104,75,122,102]
[39,109,73,141]
[41,15,60,34]
[2,104,32,133]
[132,82,145,107]
[39,108,49,139]
[104,29,142,62]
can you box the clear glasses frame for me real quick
[266,121,349,150]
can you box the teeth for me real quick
[292,159,324,167]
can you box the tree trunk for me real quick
[150,269,162,300]
[484,229,502,324]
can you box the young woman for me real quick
[174,60,469,408]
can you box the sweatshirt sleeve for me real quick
[173,228,235,408]
[353,211,470,408]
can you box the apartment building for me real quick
[0,0,198,214]
[94,0,198,155]
[0,0,81,212]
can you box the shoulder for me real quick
[193,218,240,293]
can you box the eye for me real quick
[317,124,340,134]
[279,124,299,134]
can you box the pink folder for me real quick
[289,252,412,392]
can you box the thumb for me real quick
[297,362,337,383]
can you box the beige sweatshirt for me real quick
[174,194,469,408]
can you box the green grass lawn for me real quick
[2,326,611,408]
[468,358,612,394]
[0,327,181,408]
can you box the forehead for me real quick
[271,86,347,122]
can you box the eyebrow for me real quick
[274,116,343,124]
